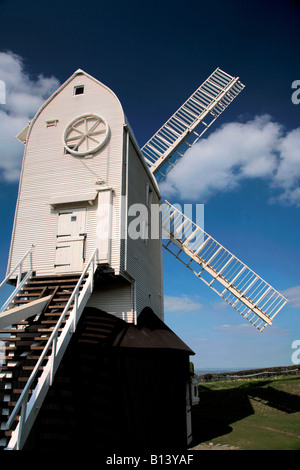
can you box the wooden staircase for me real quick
[0,273,86,449]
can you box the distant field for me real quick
[190,375,300,450]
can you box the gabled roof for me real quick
[14,68,160,194]
[15,69,125,145]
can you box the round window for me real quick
[63,114,109,157]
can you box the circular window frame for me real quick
[63,113,109,157]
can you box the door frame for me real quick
[54,207,87,274]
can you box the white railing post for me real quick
[49,335,57,386]
[91,257,95,292]
[73,292,78,332]
[16,394,28,450]
[0,246,32,291]
[0,245,35,311]
[17,263,22,286]
[29,247,33,272]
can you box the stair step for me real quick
[11,340,42,347]
[44,308,72,313]
[55,292,74,297]
[16,292,43,298]
[13,296,39,303]
[22,287,55,292]
[23,355,50,362]
[0,329,27,334]
[17,375,33,382]
[29,274,81,280]
[37,328,63,333]
[0,335,39,341]
[40,320,67,325]
[26,282,77,292]
[0,337,20,342]
[22,365,45,371]
[27,279,80,285]
[6,401,19,407]
[0,366,13,372]
[11,299,31,305]
[30,345,48,350]
[33,336,50,342]
[0,332,39,339]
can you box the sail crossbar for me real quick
[161,201,288,331]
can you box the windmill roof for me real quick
[78,307,195,355]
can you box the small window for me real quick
[46,119,58,127]
[74,85,84,95]
[71,216,77,222]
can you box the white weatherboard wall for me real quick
[123,133,164,320]
[86,277,134,323]
[7,69,164,323]
[8,71,125,277]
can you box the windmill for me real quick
[0,67,288,450]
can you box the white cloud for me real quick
[215,323,252,332]
[160,115,300,207]
[270,128,300,206]
[0,51,60,182]
[164,294,203,314]
[281,285,300,308]
[214,322,289,337]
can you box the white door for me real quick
[55,208,87,273]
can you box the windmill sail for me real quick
[141,68,245,182]
[161,201,288,331]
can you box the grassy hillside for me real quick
[190,375,300,450]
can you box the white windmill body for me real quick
[6,69,164,324]
[0,67,288,450]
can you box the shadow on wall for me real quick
[24,307,194,451]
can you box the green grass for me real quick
[190,375,300,450]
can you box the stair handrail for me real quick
[5,247,98,438]
[0,245,34,291]
[0,246,35,313]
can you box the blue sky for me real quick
[0,0,299,370]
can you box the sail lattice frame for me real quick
[141,68,245,182]
[161,201,288,331]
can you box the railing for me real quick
[0,245,34,313]
[5,248,98,450]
